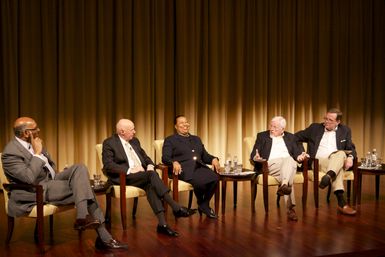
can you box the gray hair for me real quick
[14,124,28,138]
[271,116,286,129]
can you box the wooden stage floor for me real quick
[0,175,384,257]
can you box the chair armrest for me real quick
[156,164,169,186]
[3,183,41,192]
[3,183,44,217]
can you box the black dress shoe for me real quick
[277,184,292,196]
[74,215,101,230]
[157,225,179,237]
[95,236,128,250]
[319,174,331,189]
[198,207,218,219]
[173,207,197,218]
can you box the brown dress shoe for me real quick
[74,215,101,230]
[287,208,298,221]
[337,205,357,216]
[277,184,292,196]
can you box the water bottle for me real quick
[233,155,238,173]
[371,149,378,167]
[365,151,372,167]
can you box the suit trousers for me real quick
[268,157,297,207]
[46,164,105,223]
[318,150,347,192]
[124,171,169,214]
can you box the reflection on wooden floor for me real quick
[0,175,384,257]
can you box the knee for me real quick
[72,164,89,176]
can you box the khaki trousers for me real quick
[318,150,347,192]
[268,157,298,208]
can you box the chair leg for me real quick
[34,217,44,253]
[6,216,14,244]
[120,196,127,230]
[188,191,193,209]
[132,197,138,220]
[347,180,351,203]
[49,215,54,238]
[327,185,331,203]
[105,193,112,229]
[263,184,269,213]
[276,195,280,208]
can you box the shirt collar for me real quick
[270,132,285,139]
[15,136,31,151]
[118,135,130,147]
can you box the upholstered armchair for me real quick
[0,153,75,253]
[243,137,309,213]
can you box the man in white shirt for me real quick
[250,116,307,221]
[102,119,195,237]
[295,108,357,216]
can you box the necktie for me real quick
[125,143,142,168]
[40,154,56,179]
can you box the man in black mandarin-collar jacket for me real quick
[295,108,357,216]
[162,115,220,219]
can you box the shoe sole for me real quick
[74,222,101,231]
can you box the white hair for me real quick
[271,116,286,129]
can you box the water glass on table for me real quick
[235,164,243,174]
[93,174,101,187]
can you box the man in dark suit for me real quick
[1,117,127,250]
[162,115,220,219]
[102,119,194,237]
[250,116,307,221]
[295,108,357,215]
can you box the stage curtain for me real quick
[0,0,384,172]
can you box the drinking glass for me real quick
[236,164,243,174]
[93,174,101,187]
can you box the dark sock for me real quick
[326,170,337,181]
[334,190,346,207]
[156,211,167,226]
[96,224,113,242]
[163,193,181,212]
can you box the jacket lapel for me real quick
[114,134,129,163]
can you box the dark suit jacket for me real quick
[102,134,154,184]
[162,134,217,181]
[250,131,302,172]
[294,123,357,159]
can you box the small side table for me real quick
[219,169,257,214]
[354,163,385,205]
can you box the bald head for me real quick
[13,117,40,140]
[116,119,136,141]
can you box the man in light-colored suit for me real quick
[1,117,128,250]
[295,108,357,216]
